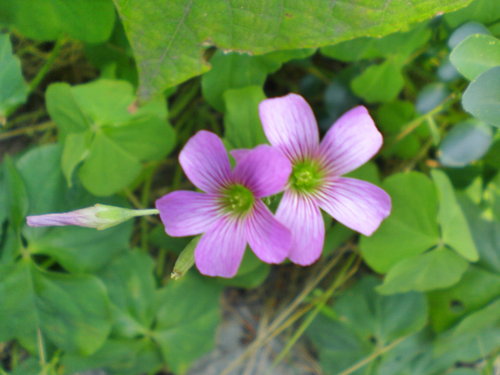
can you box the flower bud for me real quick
[171,236,200,280]
[27,204,159,230]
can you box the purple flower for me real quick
[258,94,392,266]
[156,130,292,278]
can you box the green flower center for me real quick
[220,184,255,216]
[290,159,324,193]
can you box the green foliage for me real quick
[360,172,440,273]
[113,0,472,100]
[444,0,500,27]
[377,248,468,294]
[375,101,422,159]
[431,169,478,262]
[308,277,428,375]
[438,120,493,167]
[202,49,313,112]
[0,260,112,355]
[60,252,223,375]
[2,2,500,374]
[46,80,176,195]
[223,86,267,149]
[428,266,500,332]
[462,66,500,127]
[323,24,431,103]
[0,34,27,118]
[0,0,115,42]
[361,170,479,294]
[450,34,500,80]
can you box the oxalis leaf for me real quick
[65,252,223,375]
[0,260,112,355]
[307,276,427,375]
[0,33,28,119]
[462,66,500,128]
[46,79,176,196]
[113,0,473,100]
[361,171,476,294]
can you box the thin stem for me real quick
[0,121,55,141]
[338,335,409,375]
[140,164,157,250]
[29,38,65,93]
[271,253,360,368]
[37,328,47,375]
[220,246,351,375]
[133,209,159,217]
[169,81,200,120]
[392,93,456,144]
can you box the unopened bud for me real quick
[171,236,200,280]
[27,204,159,230]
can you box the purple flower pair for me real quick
[156,94,391,277]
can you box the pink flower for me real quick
[156,131,292,278]
[258,94,392,266]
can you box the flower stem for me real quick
[132,209,159,217]
[29,38,65,93]
[271,253,360,368]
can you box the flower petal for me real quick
[230,149,251,163]
[27,212,87,227]
[259,94,319,160]
[319,106,382,176]
[195,218,246,277]
[179,130,232,193]
[232,145,292,197]
[317,177,391,236]
[245,200,291,264]
[276,191,325,266]
[155,191,220,237]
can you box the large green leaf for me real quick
[450,34,500,81]
[0,0,115,42]
[0,33,28,118]
[307,277,427,375]
[444,0,500,28]
[113,0,472,100]
[321,22,431,62]
[360,172,440,273]
[462,66,500,127]
[0,260,112,355]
